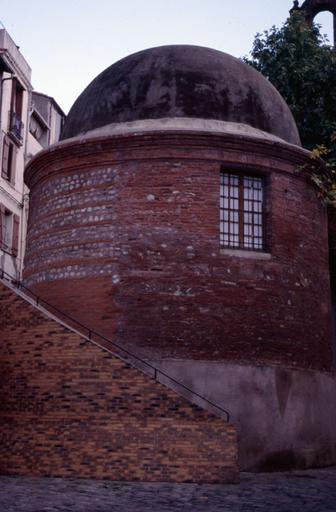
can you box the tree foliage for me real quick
[245,11,336,203]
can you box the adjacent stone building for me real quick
[0,28,65,280]
[292,0,336,45]
[0,28,32,280]
[27,91,65,156]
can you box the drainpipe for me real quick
[0,74,14,147]
[20,85,32,279]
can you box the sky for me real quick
[1,0,334,114]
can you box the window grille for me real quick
[220,172,265,251]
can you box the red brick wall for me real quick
[329,207,336,288]
[24,131,333,369]
[0,281,238,483]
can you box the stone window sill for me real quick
[220,248,271,260]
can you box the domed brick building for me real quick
[22,45,336,471]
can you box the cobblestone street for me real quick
[0,467,335,512]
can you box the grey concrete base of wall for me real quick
[150,360,336,471]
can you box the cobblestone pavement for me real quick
[0,467,336,512]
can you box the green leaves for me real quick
[245,11,335,151]
[245,11,336,207]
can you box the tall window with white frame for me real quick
[0,205,19,257]
[1,135,17,184]
[220,172,265,251]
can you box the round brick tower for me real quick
[24,45,333,371]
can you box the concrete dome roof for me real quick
[61,45,301,145]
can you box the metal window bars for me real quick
[220,172,265,251]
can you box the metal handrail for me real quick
[0,268,230,422]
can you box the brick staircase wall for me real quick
[0,281,238,483]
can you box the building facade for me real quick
[291,0,336,46]
[0,28,32,280]
[1,9,336,478]
[24,45,333,372]
[0,28,65,280]
[27,91,65,157]
[22,45,336,471]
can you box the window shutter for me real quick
[0,204,5,247]
[9,145,17,185]
[1,137,10,179]
[12,214,20,257]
